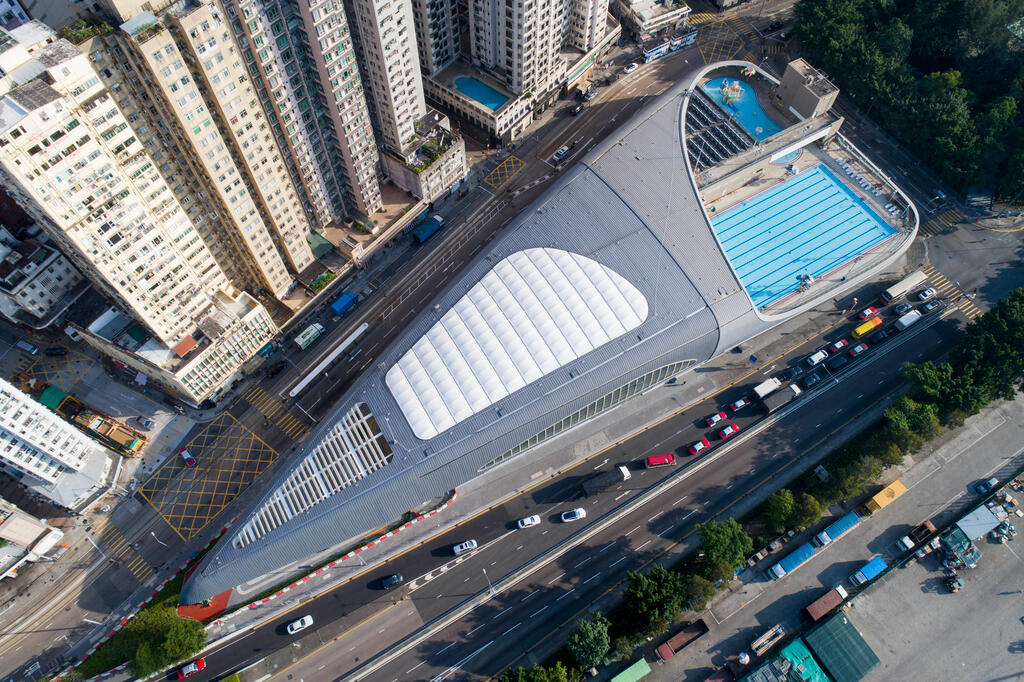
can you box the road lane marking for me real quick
[610,556,628,568]
[530,605,549,618]
[406,662,425,674]
[502,622,522,636]
[547,572,565,584]
[520,589,539,602]
[615,491,630,501]
[583,572,601,584]
[556,588,575,601]
[626,526,640,536]
[573,557,592,569]
[492,607,512,620]
[674,496,688,505]
[636,540,652,550]
[598,541,615,553]
[682,509,696,520]
[468,622,488,635]
[435,642,455,655]
[657,524,676,537]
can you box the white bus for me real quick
[294,323,325,350]
[882,270,928,303]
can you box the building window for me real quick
[478,360,695,473]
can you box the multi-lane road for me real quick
[180,303,960,681]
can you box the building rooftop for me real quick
[6,79,60,111]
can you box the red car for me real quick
[719,423,739,440]
[728,396,752,412]
[689,438,710,455]
[857,306,878,320]
[177,659,206,679]
[179,447,196,467]
[849,343,869,357]
[705,411,727,427]
[828,339,849,353]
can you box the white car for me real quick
[623,62,639,74]
[453,539,478,555]
[561,508,587,522]
[917,287,937,301]
[287,615,313,634]
[518,515,541,529]
[553,145,570,162]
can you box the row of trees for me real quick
[502,520,753,681]
[793,0,1024,199]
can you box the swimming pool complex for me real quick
[454,77,509,111]
[702,77,782,141]
[711,164,897,309]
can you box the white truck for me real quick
[753,377,782,399]
[894,310,922,331]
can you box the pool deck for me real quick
[429,60,517,116]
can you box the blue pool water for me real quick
[454,76,509,111]
[702,77,782,141]
[712,164,897,308]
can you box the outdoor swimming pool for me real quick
[702,77,782,141]
[455,77,509,111]
[712,164,897,308]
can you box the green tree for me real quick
[680,574,718,612]
[696,559,735,585]
[501,662,571,682]
[790,493,823,530]
[611,635,639,661]
[698,519,753,569]
[622,566,686,632]
[566,613,611,669]
[763,489,795,533]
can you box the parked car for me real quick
[518,515,541,528]
[923,300,940,313]
[768,20,784,30]
[868,328,892,345]
[134,416,155,429]
[266,361,288,378]
[381,573,404,590]
[729,395,752,412]
[287,615,313,634]
[975,477,999,495]
[552,145,570,162]
[849,343,869,357]
[801,372,822,389]
[453,539,478,555]
[561,507,587,522]
[917,287,937,301]
[44,346,67,356]
[179,447,196,467]
[689,438,710,455]
[623,62,639,74]
[705,411,727,427]
[570,103,585,115]
[857,306,879,320]
[894,301,913,315]
[719,423,739,440]
[828,339,850,353]
[177,659,206,679]
[782,365,804,381]
[827,354,849,371]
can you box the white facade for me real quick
[469,0,569,95]
[0,29,231,345]
[0,231,83,319]
[409,0,458,77]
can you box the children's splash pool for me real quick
[702,77,783,141]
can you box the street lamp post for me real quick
[483,568,494,595]
[150,531,168,547]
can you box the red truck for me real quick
[656,618,709,661]
[804,585,848,621]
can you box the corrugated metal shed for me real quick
[803,614,879,682]
[956,505,1007,540]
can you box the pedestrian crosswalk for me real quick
[688,11,718,26]
[726,17,758,41]
[921,264,983,319]
[90,516,154,582]
[765,43,784,55]
[242,386,307,439]
[919,209,961,238]
[149,417,193,454]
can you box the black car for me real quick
[768,20,784,31]
[44,346,67,356]
[801,372,822,389]
[570,103,585,116]
[381,573,404,590]
[827,354,849,371]
[782,365,804,381]
[868,329,892,345]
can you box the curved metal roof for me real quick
[385,248,649,440]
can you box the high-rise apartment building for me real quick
[0,23,280,404]
[220,0,383,224]
[343,0,426,155]
[409,0,458,77]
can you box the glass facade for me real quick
[479,360,695,472]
